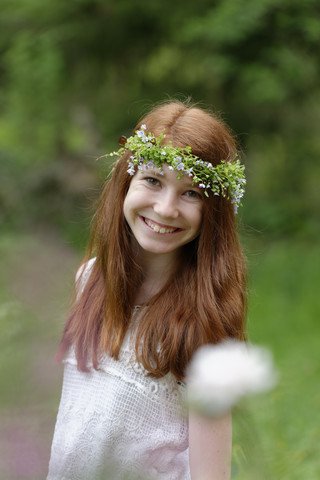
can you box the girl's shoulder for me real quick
[75,257,96,282]
[75,257,96,296]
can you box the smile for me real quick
[143,217,181,234]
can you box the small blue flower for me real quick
[177,163,185,171]
[127,162,135,175]
[137,129,148,143]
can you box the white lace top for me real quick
[47,261,190,480]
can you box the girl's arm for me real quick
[189,410,232,480]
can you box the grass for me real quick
[232,239,320,479]
[0,229,80,480]
[0,230,319,479]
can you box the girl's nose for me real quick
[153,191,179,219]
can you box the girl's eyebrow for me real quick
[139,169,162,176]
[141,169,200,188]
[181,177,201,188]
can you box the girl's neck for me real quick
[132,245,179,305]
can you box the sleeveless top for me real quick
[47,260,190,480]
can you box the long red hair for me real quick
[57,100,247,380]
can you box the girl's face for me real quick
[123,164,203,258]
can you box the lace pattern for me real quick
[47,260,190,480]
[47,346,190,479]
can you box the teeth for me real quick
[145,218,176,234]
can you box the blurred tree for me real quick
[0,0,319,238]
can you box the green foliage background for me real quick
[0,0,319,479]
[1,0,320,239]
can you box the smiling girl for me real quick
[47,100,247,480]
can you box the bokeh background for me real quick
[0,1,319,479]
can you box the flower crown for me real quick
[108,124,246,213]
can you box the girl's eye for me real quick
[184,190,202,200]
[145,177,160,186]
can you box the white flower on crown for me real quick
[186,339,277,417]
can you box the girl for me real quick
[47,100,247,480]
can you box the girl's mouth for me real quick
[142,217,181,234]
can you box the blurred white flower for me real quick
[186,340,278,416]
